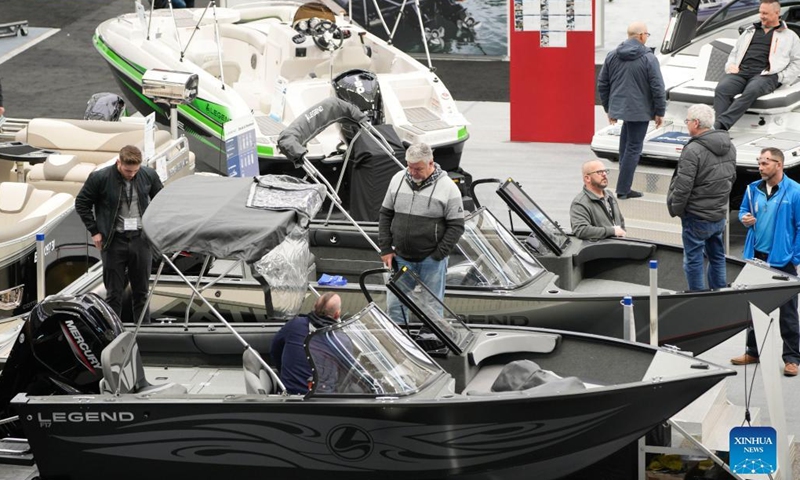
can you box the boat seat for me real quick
[242,349,276,395]
[202,60,242,85]
[313,43,372,79]
[0,182,73,243]
[27,154,96,197]
[16,119,152,166]
[574,240,655,267]
[99,331,187,395]
[668,41,800,113]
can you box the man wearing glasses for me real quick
[733,147,800,376]
[597,21,665,200]
[714,0,800,131]
[570,159,626,241]
[667,104,736,292]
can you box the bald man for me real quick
[271,292,343,394]
[570,160,626,241]
[598,21,666,200]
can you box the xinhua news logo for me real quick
[729,426,777,475]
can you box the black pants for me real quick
[746,255,800,364]
[714,73,780,130]
[101,231,152,324]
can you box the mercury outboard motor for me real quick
[334,69,383,141]
[0,293,123,430]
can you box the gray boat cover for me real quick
[277,97,367,164]
[143,175,324,264]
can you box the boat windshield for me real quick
[697,0,761,35]
[306,304,444,396]
[390,267,473,354]
[447,208,546,289]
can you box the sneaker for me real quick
[785,363,798,377]
[730,353,760,365]
[617,190,643,200]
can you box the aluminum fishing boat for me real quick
[4,261,734,480]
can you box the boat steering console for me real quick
[294,17,346,51]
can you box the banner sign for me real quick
[224,117,259,177]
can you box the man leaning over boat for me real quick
[569,160,626,241]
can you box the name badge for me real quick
[124,217,138,231]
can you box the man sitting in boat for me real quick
[569,160,626,241]
[714,0,800,130]
[271,292,343,394]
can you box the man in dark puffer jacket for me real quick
[667,104,737,291]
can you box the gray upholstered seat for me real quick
[99,331,187,395]
[243,349,276,395]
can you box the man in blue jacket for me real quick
[598,21,666,200]
[734,147,800,376]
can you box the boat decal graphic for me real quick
[48,407,628,470]
[59,320,100,374]
[38,411,134,428]
[190,99,230,128]
[93,34,146,81]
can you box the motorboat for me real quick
[34,169,799,368]
[93,0,470,183]
[591,0,800,193]
[2,248,734,479]
[0,117,195,320]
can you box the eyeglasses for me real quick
[684,118,697,125]
[639,32,651,37]
[757,157,780,165]
[588,169,610,176]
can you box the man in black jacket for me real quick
[75,145,163,323]
[667,104,737,291]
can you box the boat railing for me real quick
[0,118,30,143]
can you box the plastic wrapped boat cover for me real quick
[277,97,367,166]
[246,174,326,218]
[253,225,313,320]
[142,175,322,264]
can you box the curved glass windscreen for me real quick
[698,0,761,35]
[391,267,473,354]
[447,208,546,289]
[306,304,443,396]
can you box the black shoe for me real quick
[617,190,643,200]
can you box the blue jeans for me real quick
[681,214,727,291]
[746,262,800,364]
[615,120,649,196]
[386,255,448,324]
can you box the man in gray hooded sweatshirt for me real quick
[667,104,737,291]
[598,21,666,200]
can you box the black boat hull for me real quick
[14,328,730,480]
